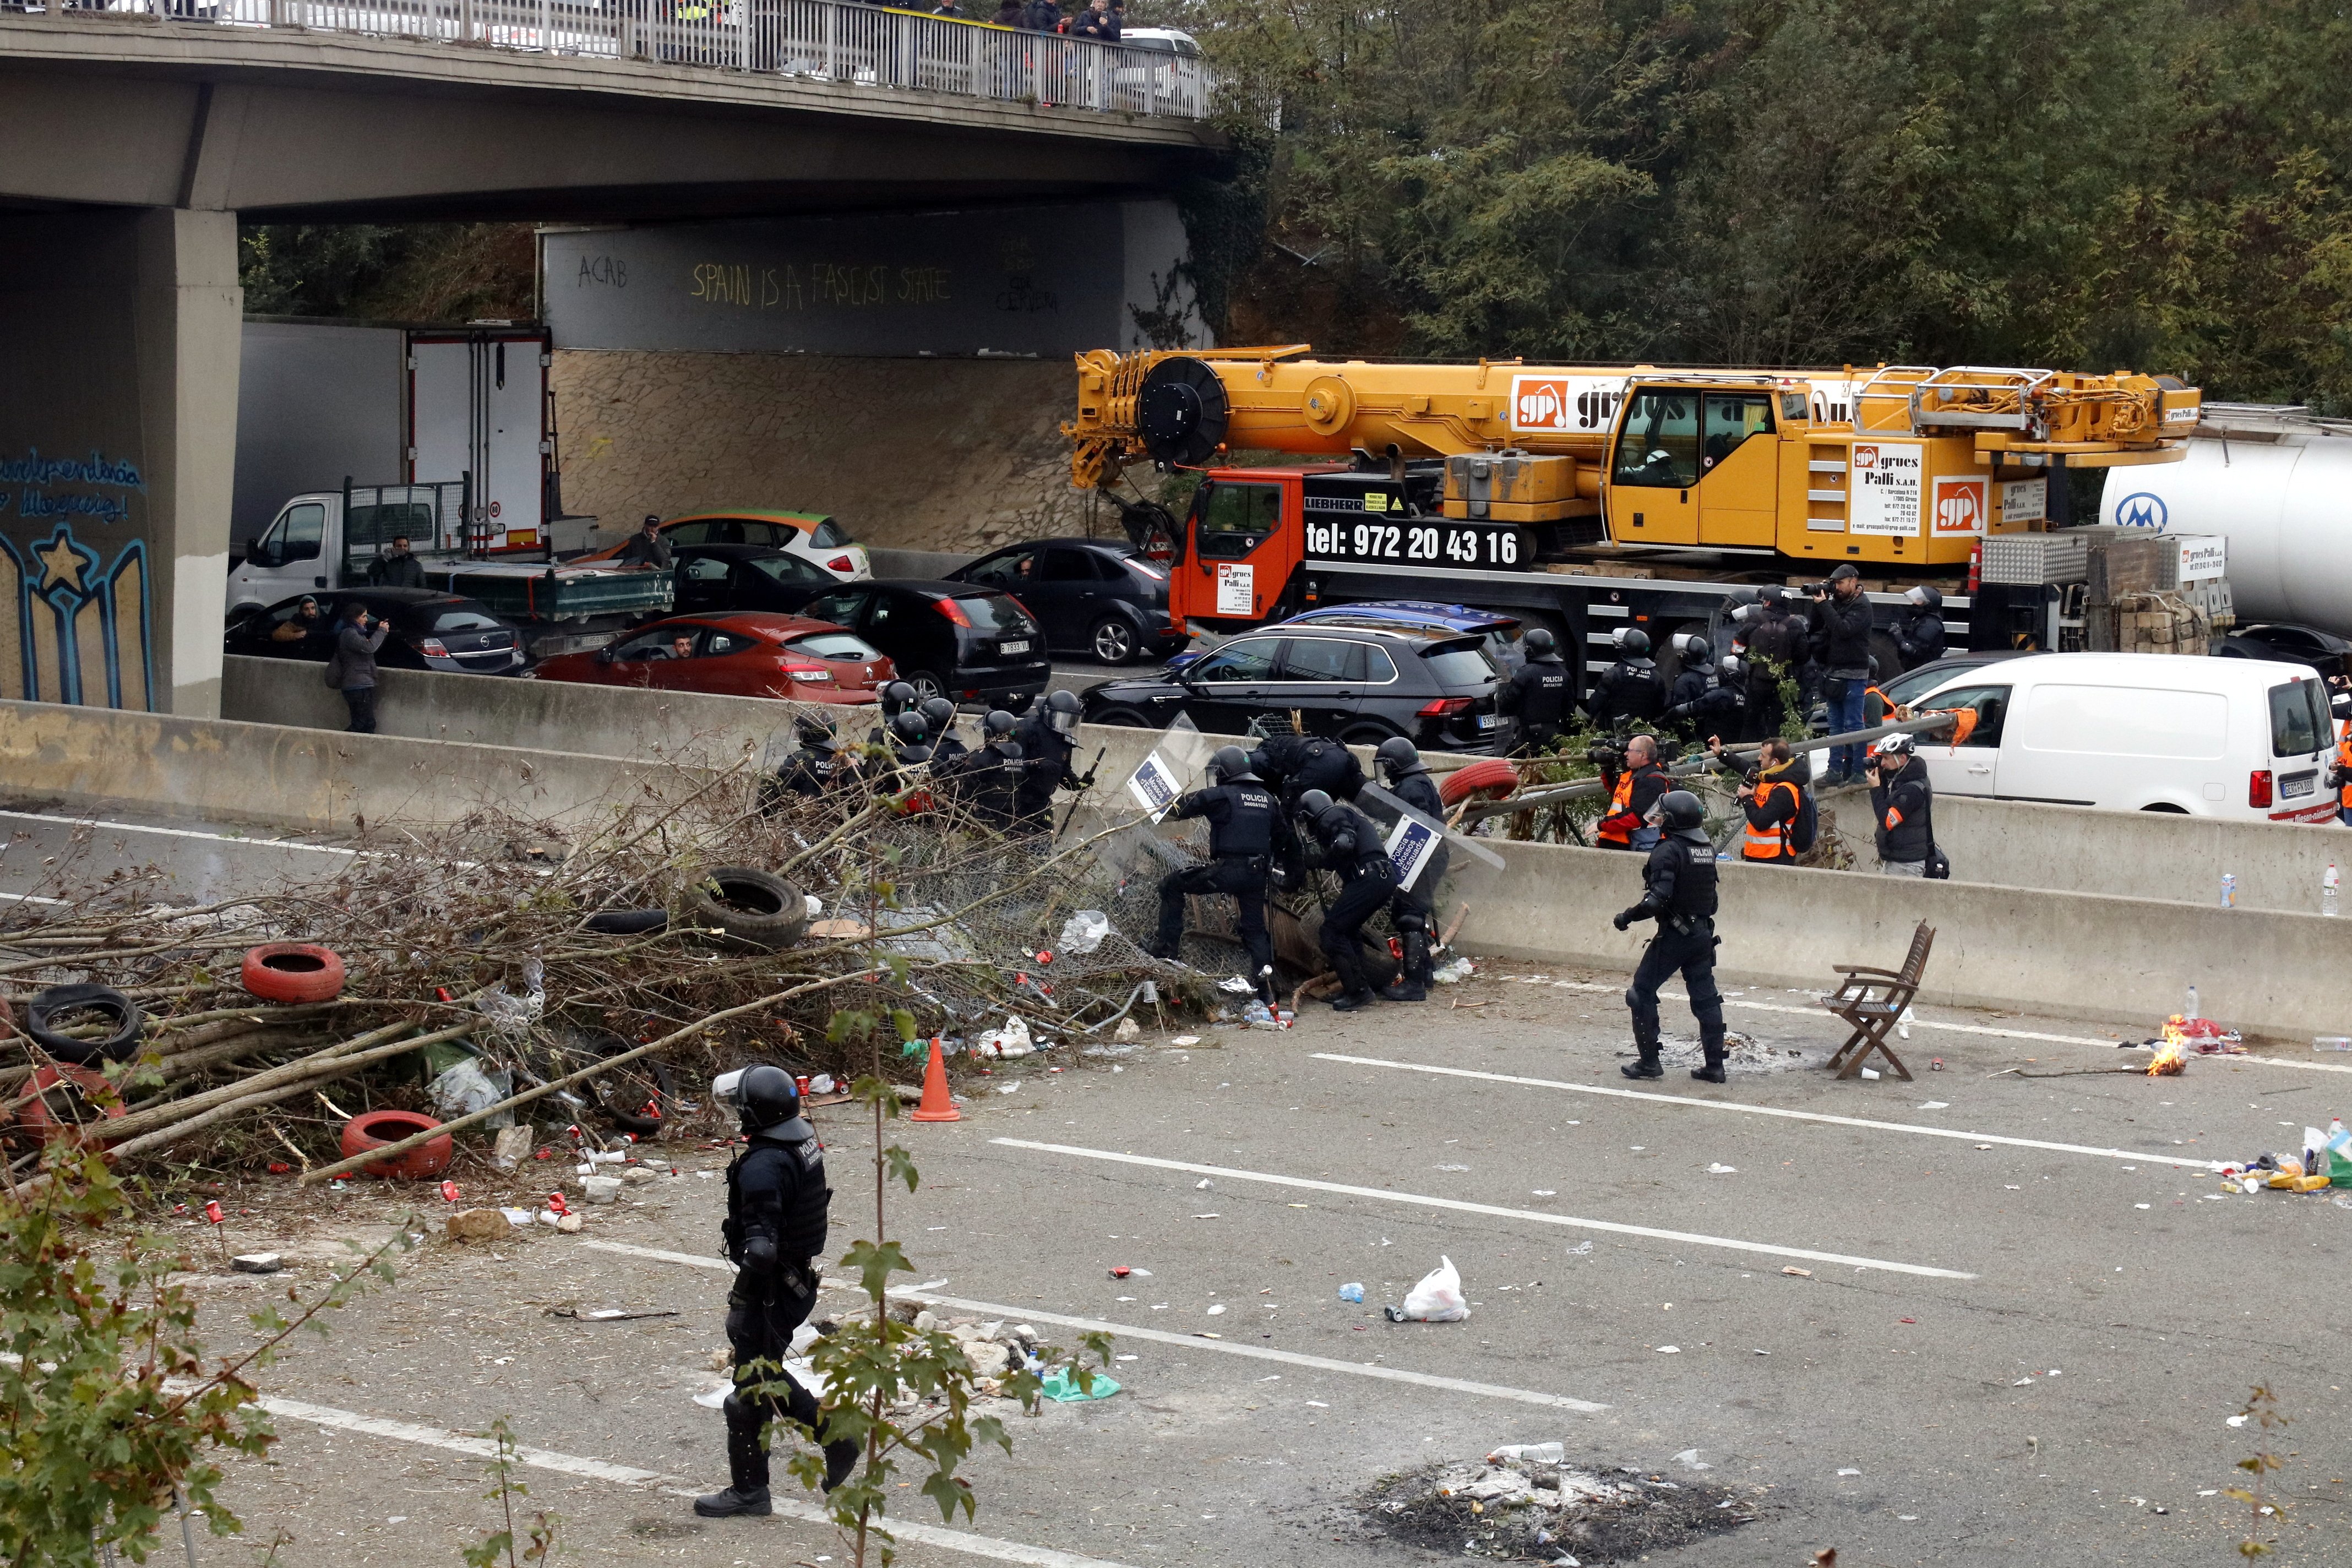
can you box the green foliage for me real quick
[239,223,537,324]
[2222,1383,2287,1558]
[0,1141,407,1566]
[1179,0,2352,407]
[460,1419,560,1568]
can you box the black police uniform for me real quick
[1153,776,1277,981]
[764,743,847,808]
[930,729,970,768]
[1664,676,1744,738]
[1301,798,1400,1001]
[1496,650,1572,754]
[936,738,1023,829]
[1011,712,1082,829]
[1381,766,1448,995]
[1616,829,1725,1064]
[1248,733,1364,805]
[1583,656,1667,729]
[720,1117,833,1498]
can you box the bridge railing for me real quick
[4,0,1213,120]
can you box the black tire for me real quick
[684,866,809,950]
[583,1033,676,1136]
[1340,722,1400,746]
[902,669,948,704]
[585,908,670,935]
[1093,707,1151,728]
[24,983,143,1066]
[1090,617,1139,663]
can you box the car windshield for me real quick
[747,554,825,586]
[1883,661,1981,707]
[2269,679,2329,756]
[430,608,502,633]
[1420,641,1499,688]
[790,631,881,662]
[956,594,1035,634]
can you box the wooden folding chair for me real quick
[1819,920,1934,1081]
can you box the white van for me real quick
[1908,652,2339,822]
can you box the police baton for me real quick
[1053,745,1109,839]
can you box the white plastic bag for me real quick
[977,1016,1034,1059]
[1057,911,1113,955]
[1386,1255,1470,1322]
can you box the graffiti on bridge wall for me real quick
[0,449,155,710]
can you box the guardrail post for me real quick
[536,0,548,50]
[823,0,836,79]
[460,0,474,42]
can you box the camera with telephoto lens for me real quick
[1586,743,1624,769]
[1803,580,1833,597]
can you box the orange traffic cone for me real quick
[910,1038,960,1123]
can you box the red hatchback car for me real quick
[532,613,894,703]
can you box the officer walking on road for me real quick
[696,1065,859,1518]
[1149,746,1278,1004]
[1373,737,1444,1002]
[1496,626,1574,755]
[1611,790,1729,1084]
[1295,787,1401,1012]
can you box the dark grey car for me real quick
[947,538,1185,664]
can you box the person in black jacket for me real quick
[1150,747,1277,1002]
[1012,690,1088,830]
[618,516,674,570]
[1248,731,1363,806]
[1583,627,1667,729]
[919,696,967,767]
[1611,790,1729,1083]
[696,1066,858,1518]
[368,534,427,589]
[1736,586,1805,742]
[935,710,1023,828]
[1495,626,1572,755]
[1020,0,1060,29]
[331,605,390,734]
[1373,737,1444,1001]
[1069,0,1115,37]
[1662,640,1744,741]
[763,717,854,808]
[1867,732,1934,875]
[1807,563,1875,786]
[1295,787,1400,1011]
[1893,585,1947,672]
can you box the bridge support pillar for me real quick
[0,208,242,717]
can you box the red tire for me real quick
[13,1063,125,1148]
[1439,758,1521,807]
[242,944,346,1004]
[339,1110,452,1180]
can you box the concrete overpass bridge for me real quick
[0,2,1221,715]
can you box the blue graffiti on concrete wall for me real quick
[0,448,145,527]
[0,527,154,710]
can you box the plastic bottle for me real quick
[2327,863,2340,918]
[2186,984,2201,1021]
[2220,873,2236,909]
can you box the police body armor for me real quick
[723,1124,831,1275]
[1652,836,1719,935]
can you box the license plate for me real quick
[1476,714,1498,729]
[2283,771,2316,798]
[1000,640,1031,656]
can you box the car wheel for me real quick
[905,669,948,704]
[1340,722,1399,746]
[1093,708,1151,727]
[1091,617,1138,663]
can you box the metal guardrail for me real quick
[3,0,1212,120]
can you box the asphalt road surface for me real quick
[184,962,2352,1567]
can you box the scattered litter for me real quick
[1781,1266,1812,1278]
[1114,1017,1141,1042]
[1859,1067,1881,1080]
[1671,1449,1711,1471]
[1918,1101,1950,1110]
[2227,1415,2248,1428]
[1340,1283,1365,1303]
[1206,1304,1226,1315]
[1196,1178,1213,1189]
[1431,956,1476,984]
[490,1124,534,1172]
[1436,1163,1472,1172]
[1565,1241,1593,1256]
[550,1307,678,1322]
[997,1081,1022,1096]
[1056,911,1113,955]
[427,1057,515,1127]
[1489,1442,1565,1464]
[1534,1189,1558,1196]
[498,1206,534,1228]
[1170,1035,1201,1047]
[1656,1346,1680,1354]
[1837,1468,1861,1477]
[692,1382,731,1409]
[1217,975,1257,994]
[1036,1368,1120,1403]
[1384,1256,1471,1322]
[230,1253,282,1274]
[1706,1163,1736,1175]
[976,1016,1035,1059]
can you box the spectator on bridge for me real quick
[992,0,1022,19]
[1070,0,1117,39]
[932,0,965,14]
[369,533,427,590]
[329,603,390,736]
[618,515,674,570]
[1020,0,1061,30]
[271,596,324,643]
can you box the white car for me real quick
[586,511,870,581]
[1907,651,2339,821]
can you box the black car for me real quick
[946,537,1184,664]
[670,543,840,617]
[2216,622,2352,693]
[797,580,1050,710]
[1080,625,1502,751]
[226,588,526,675]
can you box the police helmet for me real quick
[720,1063,806,1136]
[1207,745,1255,785]
[1521,627,1556,658]
[1874,732,1916,759]
[1758,584,1787,605]
[1673,634,1712,666]
[1658,790,1706,831]
[1905,584,1943,611]
[892,710,929,745]
[983,708,1019,739]
[1718,653,1746,681]
[1613,627,1652,658]
[1044,688,1082,735]
[879,681,917,719]
[920,696,957,732]
[1295,788,1335,819]
[1375,736,1427,781]
[795,716,839,752]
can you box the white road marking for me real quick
[1311,1052,2230,1172]
[989,1138,1976,1280]
[578,1241,1609,1411]
[257,1393,1140,1568]
[1505,974,2352,1076]
[0,809,360,856]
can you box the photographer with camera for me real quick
[1495,626,1573,755]
[1724,736,1810,863]
[1807,564,1876,786]
[1593,732,1672,852]
[1582,627,1667,729]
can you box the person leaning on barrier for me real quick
[695,1066,858,1518]
[1373,737,1444,1002]
[1611,790,1729,1084]
[1294,787,1400,1013]
[1070,0,1116,37]
[1148,746,1277,1005]
[1868,732,1934,876]
[1495,625,1572,755]
[1733,737,1807,864]
[1592,733,1671,852]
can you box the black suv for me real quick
[1080,625,1501,750]
[797,580,1050,710]
[946,537,1184,665]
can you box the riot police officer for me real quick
[763,717,851,808]
[1150,746,1277,1003]
[1373,737,1444,1001]
[696,1065,859,1517]
[1583,627,1667,728]
[1012,690,1088,830]
[1495,626,1572,754]
[868,681,918,748]
[1248,729,1364,806]
[1295,787,1400,1012]
[936,710,1023,829]
[920,696,968,767]
[1610,790,1729,1085]
[1663,643,1746,739]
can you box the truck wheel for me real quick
[1090,617,1137,663]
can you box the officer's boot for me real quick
[784,1379,862,1493]
[1381,930,1430,1003]
[1326,945,1379,1011]
[696,1393,775,1517]
[1691,1025,1728,1084]
[1619,1024,1665,1080]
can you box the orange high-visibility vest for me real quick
[2337,722,2351,810]
[1742,780,1798,861]
[1595,769,1635,846]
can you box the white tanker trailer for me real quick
[2099,403,2352,634]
